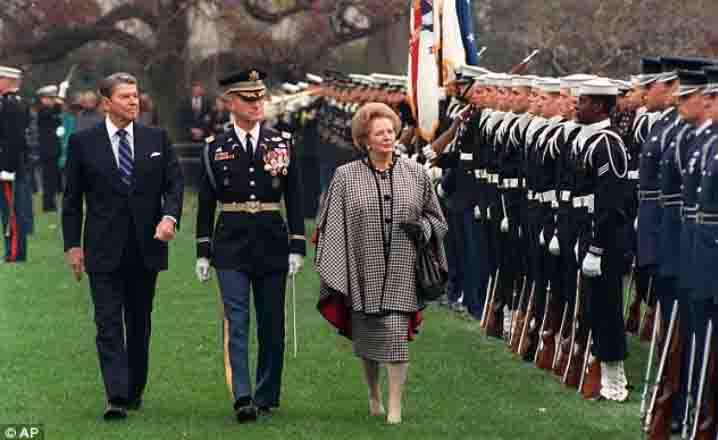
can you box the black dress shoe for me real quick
[103,404,128,420]
[233,397,257,423]
[127,398,143,411]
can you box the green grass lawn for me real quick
[0,195,646,439]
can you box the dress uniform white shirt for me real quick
[233,123,261,151]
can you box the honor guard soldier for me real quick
[0,65,29,262]
[36,84,64,212]
[574,78,630,402]
[195,69,306,422]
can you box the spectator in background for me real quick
[177,80,211,141]
[207,95,230,136]
[75,90,104,132]
[138,93,159,127]
[58,95,83,185]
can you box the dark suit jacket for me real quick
[62,121,184,273]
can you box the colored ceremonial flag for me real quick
[407,0,441,141]
[456,0,478,66]
[439,0,465,83]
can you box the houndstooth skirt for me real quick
[351,311,410,363]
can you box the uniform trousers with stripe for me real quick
[216,270,286,408]
[0,176,30,262]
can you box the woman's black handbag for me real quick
[415,242,448,302]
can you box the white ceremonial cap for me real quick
[296,81,309,90]
[537,78,561,93]
[512,75,534,87]
[306,73,324,84]
[0,66,22,79]
[36,84,59,97]
[578,78,619,96]
[456,64,491,78]
[281,83,301,94]
[494,73,513,88]
[560,74,597,96]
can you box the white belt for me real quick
[460,152,473,161]
[539,190,556,203]
[475,169,488,179]
[502,178,520,189]
[527,190,535,200]
[627,170,640,180]
[572,194,595,213]
[560,190,572,202]
[489,174,499,184]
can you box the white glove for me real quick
[195,258,211,283]
[0,171,16,182]
[289,253,304,275]
[436,183,446,198]
[634,217,638,232]
[58,80,70,99]
[474,206,481,220]
[427,166,442,181]
[582,253,602,277]
[422,145,437,161]
[500,217,509,233]
[56,126,66,138]
[487,207,492,220]
[549,234,560,256]
[539,229,546,246]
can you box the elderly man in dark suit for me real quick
[62,72,184,420]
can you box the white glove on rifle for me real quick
[582,252,602,277]
[196,258,211,283]
[289,253,304,275]
[0,171,16,182]
[436,183,446,199]
[422,145,437,161]
[549,234,560,256]
[539,229,546,246]
[474,206,481,220]
[500,217,509,233]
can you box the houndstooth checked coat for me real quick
[315,157,448,315]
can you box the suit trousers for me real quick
[40,158,59,211]
[216,269,287,408]
[87,229,158,406]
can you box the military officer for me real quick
[195,69,306,422]
[0,65,30,263]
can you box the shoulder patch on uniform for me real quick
[282,132,291,139]
[205,135,215,144]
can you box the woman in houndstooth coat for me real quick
[315,102,448,424]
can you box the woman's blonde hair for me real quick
[351,102,401,152]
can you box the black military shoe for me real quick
[234,397,257,423]
[103,403,128,420]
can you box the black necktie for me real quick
[246,134,254,160]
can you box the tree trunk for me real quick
[146,3,191,140]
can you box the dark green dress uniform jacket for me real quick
[196,124,306,275]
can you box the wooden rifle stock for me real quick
[680,334,697,440]
[624,258,640,334]
[485,269,503,338]
[551,303,569,373]
[647,316,683,439]
[578,331,593,393]
[690,321,716,440]
[640,277,656,342]
[518,282,536,357]
[644,300,679,435]
[580,334,602,399]
[561,272,583,385]
[639,301,661,427]
[509,276,527,352]
[536,284,557,370]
